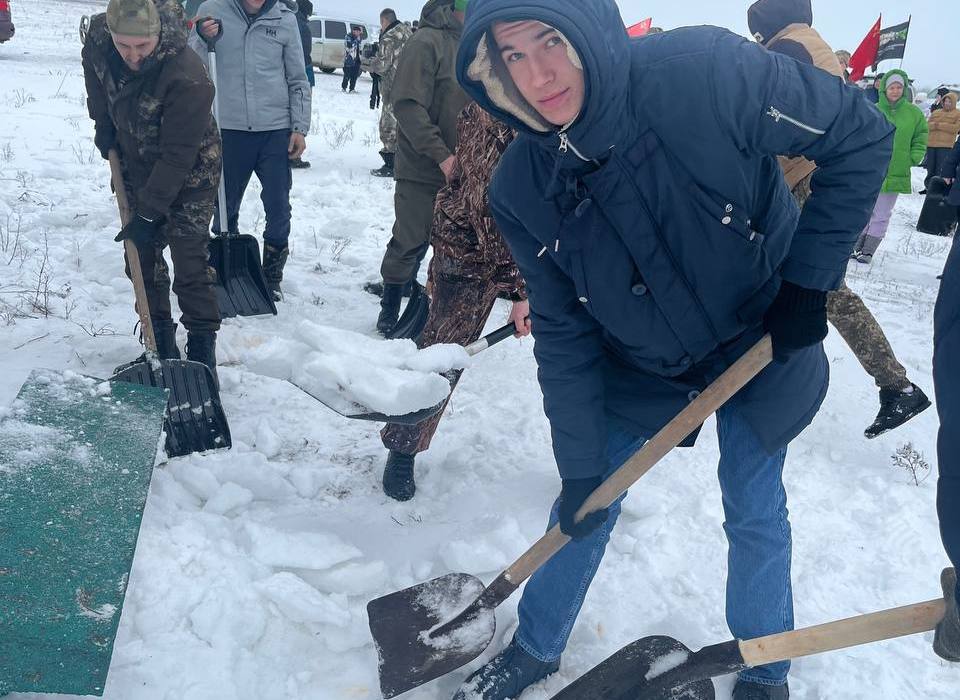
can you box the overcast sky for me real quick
[343,0,957,88]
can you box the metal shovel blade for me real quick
[111,358,231,458]
[208,234,277,318]
[290,380,447,425]
[367,573,497,698]
[551,636,717,700]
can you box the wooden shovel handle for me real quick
[501,335,774,587]
[740,598,946,668]
[109,150,158,355]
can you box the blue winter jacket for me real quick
[456,0,894,479]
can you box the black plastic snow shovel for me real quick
[550,591,949,700]
[293,319,523,424]
[202,22,277,319]
[384,280,430,340]
[367,336,774,698]
[108,151,232,458]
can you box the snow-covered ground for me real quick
[1,1,957,698]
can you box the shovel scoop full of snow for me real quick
[367,573,497,698]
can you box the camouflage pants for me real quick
[124,198,221,333]
[380,262,504,455]
[379,99,398,155]
[792,174,909,390]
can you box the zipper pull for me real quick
[559,132,569,153]
[767,106,782,122]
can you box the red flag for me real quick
[627,18,653,38]
[848,15,881,81]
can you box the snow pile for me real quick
[644,648,690,681]
[239,320,469,416]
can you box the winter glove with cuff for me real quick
[763,280,828,363]
[115,214,162,251]
[558,477,608,539]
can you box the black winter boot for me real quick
[934,568,960,662]
[371,151,395,178]
[262,243,289,302]
[452,638,559,700]
[382,450,416,501]
[377,283,404,335]
[186,331,219,388]
[364,280,413,298]
[114,319,180,374]
[864,384,932,439]
[732,680,790,700]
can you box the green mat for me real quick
[0,370,168,696]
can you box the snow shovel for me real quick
[108,151,232,458]
[368,335,774,698]
[294,318,523,424]
[385,280,430,341]
[549,591,949,700]
[202,20,277,319]
[0,370,169,697]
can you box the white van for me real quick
[307,15,379,73]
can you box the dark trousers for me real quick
[380,179,439,285]
[927,147,954,188]
[341,64,360,91]
[936,236,960,596]
[381,265,502,454]
[124,198,221,332]
[213,129,292,249]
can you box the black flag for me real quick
[876,19,911,63]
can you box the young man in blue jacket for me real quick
[451,1,893,698]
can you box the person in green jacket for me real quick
[852,69,929,263]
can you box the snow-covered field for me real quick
[1,1,957,698]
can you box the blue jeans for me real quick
[515,404,793,686]
[213,129,292,248]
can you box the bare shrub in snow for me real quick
[330,237,351,264]
[0,142,13,163]
[1,212,23,262]
[322,121,355,151]
[12,89,36,108]
[892,442,931,486]
[71,142,97,165]
[361,127,379,148]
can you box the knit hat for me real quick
[747,0,812,46]
[106,0,161,37]
[885,73,905,88]
[454,0,468,11]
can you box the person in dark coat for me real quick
[291,0,313,169]
[450,1,894,699]
[83,0,223,379]
[934,140,960,660]
[864,73,883,104]
[342,25,362,92]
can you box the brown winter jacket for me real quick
[748,0,845,190]
[391,0,469,187]
[82,0,220,220]
[431,102,525,300]
[928,97,960,149]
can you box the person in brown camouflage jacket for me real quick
[379,102,530,500]
[82,0,222,379]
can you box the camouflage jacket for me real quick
[432,102,526,300]
[82,0,220,219]
[362,20,413,103]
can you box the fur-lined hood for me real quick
[456,0,631,164]
[87,0,188,70]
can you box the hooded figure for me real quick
[450,1,893,698]
[852,69,928,262]
[926,92,960,187]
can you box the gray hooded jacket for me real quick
[189,0,310,134]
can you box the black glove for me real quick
[94,125,116,161]
[558,477,608,539]
[115,214,161,250]
[763,280,828,363]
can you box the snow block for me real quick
[0,370,168,696]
